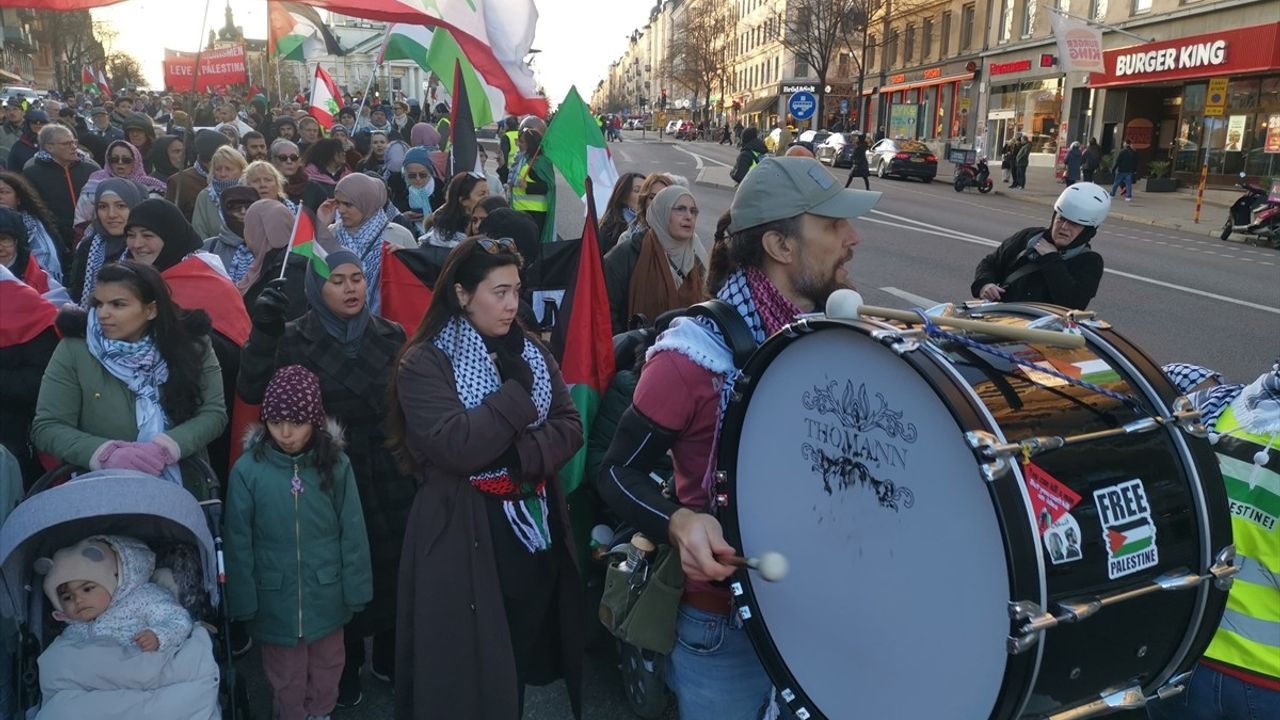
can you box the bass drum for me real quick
[715,303,1233,720]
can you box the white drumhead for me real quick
[731,327,1010,717]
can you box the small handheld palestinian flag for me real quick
[280,207,326,280]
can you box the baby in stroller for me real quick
[31,533,220,719]
[39,535,190,652]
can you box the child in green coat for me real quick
[224,364,371,720]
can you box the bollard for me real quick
[1193,163,1208,223]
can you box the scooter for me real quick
[1221,171,1280,247]
[954,157,994,193]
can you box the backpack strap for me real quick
[686,299,758,370]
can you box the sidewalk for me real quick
[986,165,1238,238]
[693,157,1240,239]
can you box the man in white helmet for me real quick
[970,182,1111,309]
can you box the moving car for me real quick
[867,139,938,182]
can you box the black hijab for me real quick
[0,206,31,276]
[125,198,203,272]
[303,248,370,357]
[148,135,185,180]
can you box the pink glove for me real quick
[99,441,170,475]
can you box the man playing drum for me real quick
[598,157,881,719]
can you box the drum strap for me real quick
[685,299,757,370]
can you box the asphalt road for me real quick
[236,131,1276,720]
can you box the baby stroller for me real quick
[0,464,248,719]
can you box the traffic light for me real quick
[660,88,667,109]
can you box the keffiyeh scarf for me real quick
[79,229,128,308]
[434,316,555,552]
[207,177,240,221]
[228,244,255,283]
[86,312,181,485]
[1164,361,1280,434]
[20,211,62,283]
[334,211,390,314]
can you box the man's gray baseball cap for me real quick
[728,156,881,233]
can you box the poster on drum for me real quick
[1093,479,1160,579]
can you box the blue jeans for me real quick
[1147,663,1280,720]
[667,603,788,720]
[1112,172,1134,198]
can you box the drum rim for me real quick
[715,316,1045,720]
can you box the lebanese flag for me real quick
[294,0,548,118]
[550,176,616,496]
[0,266,56,347]
[96,68,111,99]
[307,64,341,129]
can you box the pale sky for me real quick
[89,0,654,108]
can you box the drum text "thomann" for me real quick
[803,418,910,469]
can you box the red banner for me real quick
[163,45,248,92]
[1090,22,1280,88]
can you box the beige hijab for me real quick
[644,185,706,283]
[236,199,296,293]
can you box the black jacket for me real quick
[239,248,310,322]
[970,227,1104,310]
[1114,147,1139,174]
[0,326,58,485]
[602,231,644,334]
[22,155,100,251]
[731,138,768,184]
[238,311,414,635]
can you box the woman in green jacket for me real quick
[31,261,227,495]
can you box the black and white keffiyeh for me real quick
[434,316,555,552]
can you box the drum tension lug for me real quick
[965,431,1012,481]
[1211,545,1239,591]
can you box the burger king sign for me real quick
[1049,12,1105,73]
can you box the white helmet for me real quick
[1053,182,1111,227]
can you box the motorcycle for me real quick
[1221,171,1280,247]
[953,157,993,193]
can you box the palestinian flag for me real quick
[0,266,56,347]
[1106,518,1155,558]
[541,86,620,221]
[379,243,451,333]
[448,60,479,177]
[286,207,327,277]
[307,65,341,129]
[270,1,344,61]
[96,68,112,99]
[162,256,251,347]
[380,25,501,128]
[81,67,98,95]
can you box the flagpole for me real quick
[356,62,380,117]
[192,0,212,95]
[278,209,304,281]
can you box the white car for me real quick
[664,120,681,135]
[0,86,39,105]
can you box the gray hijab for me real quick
[645,184,706,280]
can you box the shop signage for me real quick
[990,59,1033,76]
[1124,118,1154,150]
[782,84,818,94]
[164,45,247,92]
[889,104,918,139]
[788,91,817,121]
[889,74,907,84]
[1049,11,1104,72]
[1091,22,1280,88]
[1226,116,1247,152]
[923,67,943,80]
[1266,114,1280,154]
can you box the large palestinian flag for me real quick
[269,1,344,61]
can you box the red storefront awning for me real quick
[1090,22,1280,88]
[879,72,974,95]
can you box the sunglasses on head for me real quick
[109,155,134,165]
[476,237,517,255]
[275,153,300,162]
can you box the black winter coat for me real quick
[22,155,100,251]
[731,138,768,184]
[237,311,414,636]
[602,232,643,334]
[239,248,309,323]
[970,227,1104,310]
[0,327,58,485]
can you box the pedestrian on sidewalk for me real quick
[971,183,1111,310]
[845,134,870,191]
[1064,142,1082,186]
[1111,140,1137,202]
[1082,138,1101,183]
[1001,139,1014,184]
[1012,136,1031,190]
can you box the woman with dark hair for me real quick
[75,140,167,225]
[0,170,63,283]
[68,178,148,306]
[355,130,390,180]
[466,195,510,237]
[597,171,643,255]
[31,260,227,494]
[421,172,488,248]
[612,172,674,251]
[0,207,57,298]
[240,249,413,707]
[300,138,351,212]
[509,129,554,243]
[388,237,584,720]
[147,135,187,183]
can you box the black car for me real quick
[867,139,938,182]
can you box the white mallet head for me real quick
[751,552,790,582]
[826,288,864,320]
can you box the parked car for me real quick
[867,139,938,182]
[0,86,39,106]
[797,130,831,148]
[664,120,681,135]
[816,133,857,167]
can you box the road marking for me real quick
[673,145,730,168]
[614,147,630,163]
[863,213,1280,315]
[879,286,940,308]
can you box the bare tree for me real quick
[772,0,862,128]
[664,0,735,123]
[106,52,145,89]
[35,10,104,93]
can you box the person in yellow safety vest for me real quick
[497,116,520,186]
[1151,361,1280,720]
[509,128,554,244]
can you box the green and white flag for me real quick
[541,87,620,217]
[380,24,502,128]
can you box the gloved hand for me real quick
[493,346,534,394]
[252,279,290,336]
[99,441,171,475]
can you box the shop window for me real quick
[941,12,952,57]
[999,0,1014,43]
[961,4,975,51]
[923,18,934,60]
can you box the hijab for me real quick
[303,248,370,357]
[80,179,149,306]
[410,122,448,178]
[645,185,706,280]
[0,207,31,276]
[85,140,167,195]
[335,172,387,222]
[148,135,185,180]
[402,146,437,213]
[125,198,204,273]
[236,199,295,293]
[332,173,390,312]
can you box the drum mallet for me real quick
[826,289,1085,349]
[717,552,790,582]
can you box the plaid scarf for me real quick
[434,316,555,552]
[335,211,390,314]
[20,211,62,283]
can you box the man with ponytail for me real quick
[597,156,881,719]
